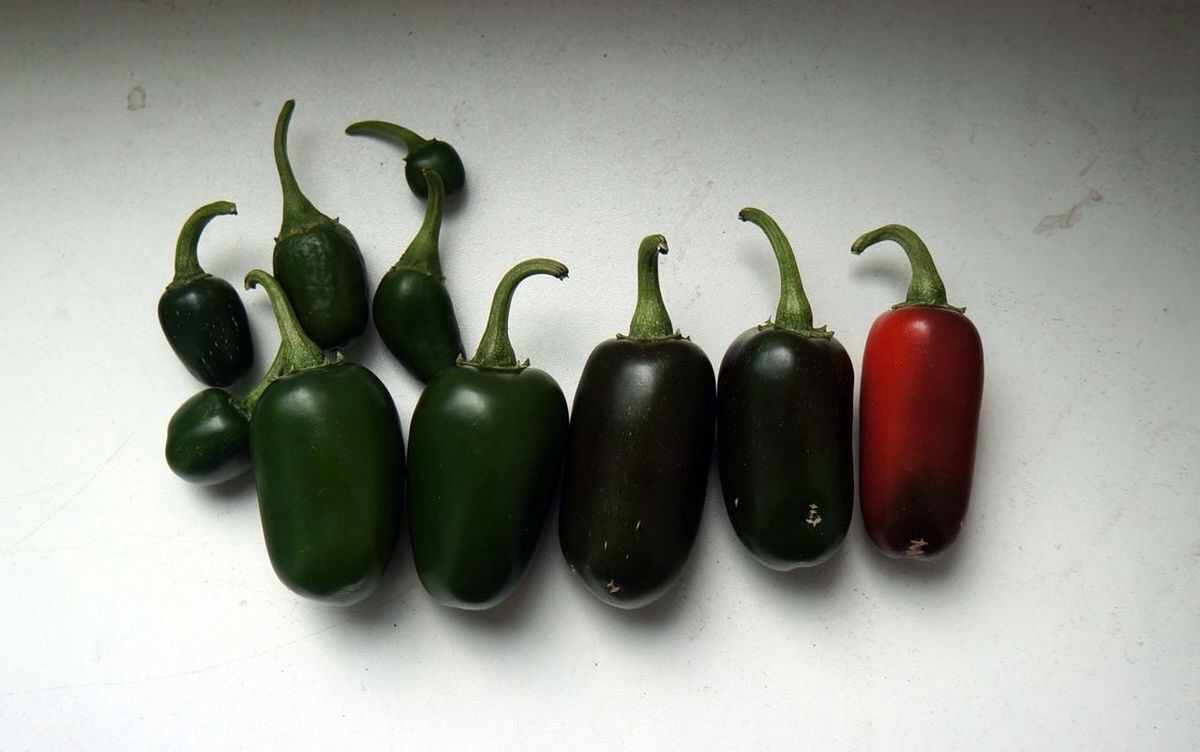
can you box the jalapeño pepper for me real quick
[406,259,569,610]
[272,100,369,350]
[158,201,253,386]
[718,208,854,570]
[245,269,404,604]
[370,168,465,382]
[559,235,716,609]
[852,224,983,560]
[346,119,465,199]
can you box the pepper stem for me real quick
[244,269,328,375]
[170,201,237,287]
[625,234,675,340]
[851,224,964,312]
[395,169,445,278]
[468,258,569,369]
[739,207,831,338]
[345,120,428,155]
[235,347,289,418]
[274,100,331,242]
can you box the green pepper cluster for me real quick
[160,100,981,611]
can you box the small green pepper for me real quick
[164,349,285,486]
[345,119,465,199]
[272,100,369,350]
[158,201,253,386]
[370,168,465,382]
[406,258,569,610]
[245,269,404,605]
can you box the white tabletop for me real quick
[2,1,1197,749]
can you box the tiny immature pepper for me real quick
[164,348,285,486]
[559,236,716,609]
[853,225,983,560]
[369,168,465,382]
[406,259,569,610]
[345,119,466,199]
[158,201,253,386]
[272,100,369,350]
[717,208,854,570]
[245,269,405,604]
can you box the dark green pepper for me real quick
[717,208,854,570]
[346,119,465,199]
[559,236,716,609]
[369,168,465,382]
[272,100,369,350]
[407,259,569,610]
[164,349,284,486]
[245,269,404,605]
[158,201,253,386]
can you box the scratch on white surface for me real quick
[1034,189,1103,235]
[5,432,135,553]
[2,584,418,696]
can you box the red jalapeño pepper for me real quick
[852,225,983,559]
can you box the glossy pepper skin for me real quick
[158,201,253,386]
[245,270,404,604]
[346,119,465,199]
[853,225,983,560]
[718,209,854,570]
[272,100,369,350]
[164,349,286,486]
[559,236,716,609]
[407,259,569,610]
[369,168,465,381]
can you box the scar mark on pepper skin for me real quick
[605,580,621,594]
[805,504,822,527]
[906,538,928,558]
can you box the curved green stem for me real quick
[851,224,963,311]
[275,99,332,242]
[234,347,288,418]
[625,234,675,340]
[170,201,237,287]
[468,258,569,369]
[345,120,428,155]
[395,169,445,277]
[739,207,831,338]
[244,269,328,375]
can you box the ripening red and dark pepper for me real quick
[717,209,854,570]
[559,235,716,609]
[853,225,983,560]
[158,201,254,386]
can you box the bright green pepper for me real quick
[272,100,369,350]
[369,168,465,382]
[346,119,465,199]
[245,269,404,605]
[158,201,253,386]
[406,259,569,610]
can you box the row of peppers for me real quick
[158,100,984,609]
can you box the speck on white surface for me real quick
[1,1,1198,749]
